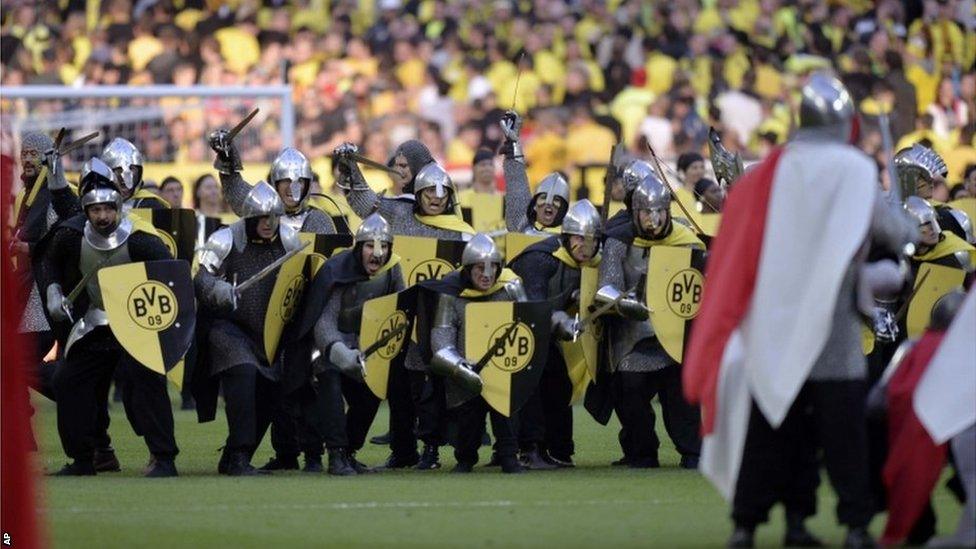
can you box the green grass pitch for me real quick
[32,396,962,548]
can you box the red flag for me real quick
[683,147,782,434]
[881,330,948,545]
[1,151,44,549]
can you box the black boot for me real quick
[415,445,441,470]
[843,527,876,549]
[224,451,267,476]
[50,461,96,476]
[327,449,357,476]
[784,514,823,547]
[499,455,524,474]
[611,456,630,466]
[259,455,299,471]
[452,462,474,473]
[679,455,700,470]
[727,525,755,548]
[303,454,324,473]
[347,451,374,474]
[380,452,419,469]
[145,457,178,478]
[369,431,391,445]
[520,447,557,470]
[546,453,575,468]
[93,446,121,472]
[218,447,231,475]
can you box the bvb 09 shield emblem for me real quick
[645,246,707,363]
[99,260,196,375]
[360,288,418,399]
[464,300,551,417]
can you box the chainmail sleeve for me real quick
[598,238,627,291]
[219,171,253,217]
[302,208,337,234]
[343,161,383,219]
[193,268,229,315]
[50,187,81,221]
[314,286,347,352]
[36,226,76,293]
[504,157,532,232]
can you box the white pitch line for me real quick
[46,498,686,515]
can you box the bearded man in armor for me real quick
[39,158,178,477]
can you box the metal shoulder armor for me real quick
[279,222,303,252]
[504,278,528,302]
[198,227,233,274]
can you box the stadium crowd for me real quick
[2,0,975,199]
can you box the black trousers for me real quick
[452,396,517,466]
[298,369,381,453]
[387,361,418,459]
[410,370,446,446]
[732,380,874,529]
[616,366,702,463]
[220,363,276,453]
[518,346,574,458]
[52,327,176,461]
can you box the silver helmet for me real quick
[269,147,313,211]
[355,213,394,262]
[562,199,602,241]
[101,137,144,195]
[241,180,285,220]
[707,127,744,188]
[620,160,655,195]
[797,71,855,143]
[894,144,947,200]
[413,162,456,200]
[533,172,570,206]
[904,196,941,234]
[462,233,503,279]
[631,172,671,234]
[80,157,124,212]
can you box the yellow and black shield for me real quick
[460,192,505,233]
[465,300,551,417]
[360,287,419,399]
[906,263,966,338]
[262,251,309,364]
[559,265,600,403]
[394,235,467,286]
[98,260,196,376]
[131,208,198,261]
[645,246,707,363]
[299,232,353,277]
[503,232,548,261]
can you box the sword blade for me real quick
[351,152,399,175]
[59,131,100,156]
[227,108,260,141]
[53,128,67,150]
[234,240,310,294]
